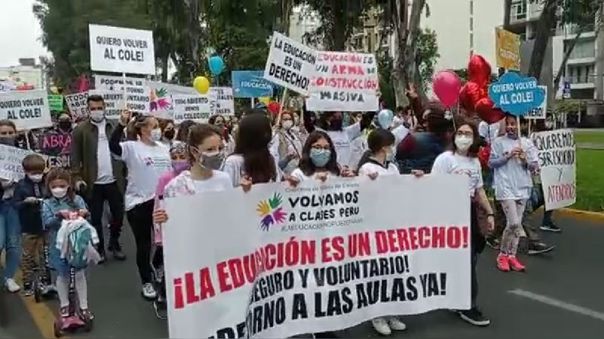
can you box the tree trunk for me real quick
[161,54,169,82]
[331,0,347,51]
[528,0,557,79]
[402,0,425,97]
[390,0,410,107]
[280,0,294,35]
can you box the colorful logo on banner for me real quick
[149,87,172,112]
[488,72,546,116]
[256,193,287,231]
[231,71,274,98]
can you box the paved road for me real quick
[2,212,604,339]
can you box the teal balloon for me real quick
[208,56,225,76]
[377,109,394,129]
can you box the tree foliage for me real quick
[416,28,440,90]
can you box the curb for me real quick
[557,208,604,222]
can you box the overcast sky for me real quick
[0,0,48,66]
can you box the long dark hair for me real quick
[450,118,481,158]
[298,131,340,177]
[234,114,276,183]
[176,120,196,142]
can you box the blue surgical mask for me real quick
[310,149,331,167]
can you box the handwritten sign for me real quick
[94,74,149,113]
[264,32,318,95]
[87,90,125,120]
[306,51,379,112]
[39,131,72,169]
[173,94,211,123]
[0,144,44,181]
[526,86,548,119]
[65,92,89,118]
[209,87,235,116]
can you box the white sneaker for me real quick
[372,317,392,336]
[142,283,157,299]
[5,278,21,293]
[387,317,407,331]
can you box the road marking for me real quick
[509,289,604,322]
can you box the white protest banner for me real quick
[264,32,318,95]
[148,81,175,119]
[88,24,155,75]
[87,90,125,120]
[209,87,235,116]
[0,80,17,92]
[306,52,379,112]
[526,86,547,119]
[65,92,89,118]
[0,144,44,181]
[173,94,211,123]
[532,129,576,210]
[94,74,149,113]
[0,90,52,131]
[164,175,471,338]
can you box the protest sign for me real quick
[232,71,274,98]
[306,51,379,112]
[0,80,17,92]
[532,129,576,210]
[0,90,52,130]
[495,28,521,71]
[526,86,547,119]
[48,95,64,111]
[173,94,211,123]
[264,32,318,95]
[148,81,175,119]
[88,24,155,75]
[209,87,235,116]
[65,92,89,118]
[87,90,124,120]
[0,144,44,181]
[94,74,149,113]
[39,131,72,168]
[163,175,471,338]
[489,72,545,116]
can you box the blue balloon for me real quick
[208,55,225,76]
[377,109,394,129]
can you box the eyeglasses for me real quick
[456,131,474,137]
[311,145,330,151]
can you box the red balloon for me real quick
[267,101,281,115]
[459,54,505,124]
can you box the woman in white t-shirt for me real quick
[222,113,281,187]
[489,114,538,273]
[431,120,494,327]
[358,129,400,179]
[290,131,344,183]
[109,112,171,300]
[270,111,305,175]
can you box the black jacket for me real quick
[13,176,47,235]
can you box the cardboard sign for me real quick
[65,92,89,118]
[264,32,318,95]
[489,72,546,116]
[526,86,548,119]
[0,144,44,181]
[163,175,470,338]
[232,71,274,98]
[0,90,52,130]
[173,94,211,123]
[94,74,149,113]
[88,24,156,75]
[48,95,64,111]
[306,51,379,112]
[495,28,521,71]
[209,87,235,116]
[87,90,125,120]
[39,131,71,168]
[148,81,175,119]
[532,129,576,210]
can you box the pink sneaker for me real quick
[496,253,510,272]
[508,256,526,272]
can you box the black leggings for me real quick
[126,199,154,284]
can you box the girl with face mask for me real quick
[159,120,176,147]
[109,112,172,300]
[270,111,305,175]
[432,121,494,327]
[488,115,538,273]
[290,131,342,182]
[357,129,399,178]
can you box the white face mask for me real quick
[27,174,43,183]
[90,110,105,123]
[51,187,68,199]
[455,135,473,152]
[151,128,162,141]
[282,120,294,130]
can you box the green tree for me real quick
[416,28,440,90]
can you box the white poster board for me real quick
[94,74,149,113]
[0,144,44,181]
[209,87,235,116]
[306,52,380,112]
[147,81,175,119]
[264,32,318,95]
[173,94,211,123]
[87,90,125,120]
[65,92,89,118]
[163,175,471,338]
[88,24,155,75]
[532,129,576,210]
[526,86,548,119]
[0,90,52,130]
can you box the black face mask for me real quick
[0,136,15,146]
[164,129,175,140]
[330,118,343,130]
[59,121,71,131]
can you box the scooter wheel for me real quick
[53,321,63,338]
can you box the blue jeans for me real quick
[0,200,21,281]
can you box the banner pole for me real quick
[276,88,288,127]
[122,72,127,111]
[251,97,255,109]
[25,130,32,151]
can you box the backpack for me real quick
[66,223,94,269]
